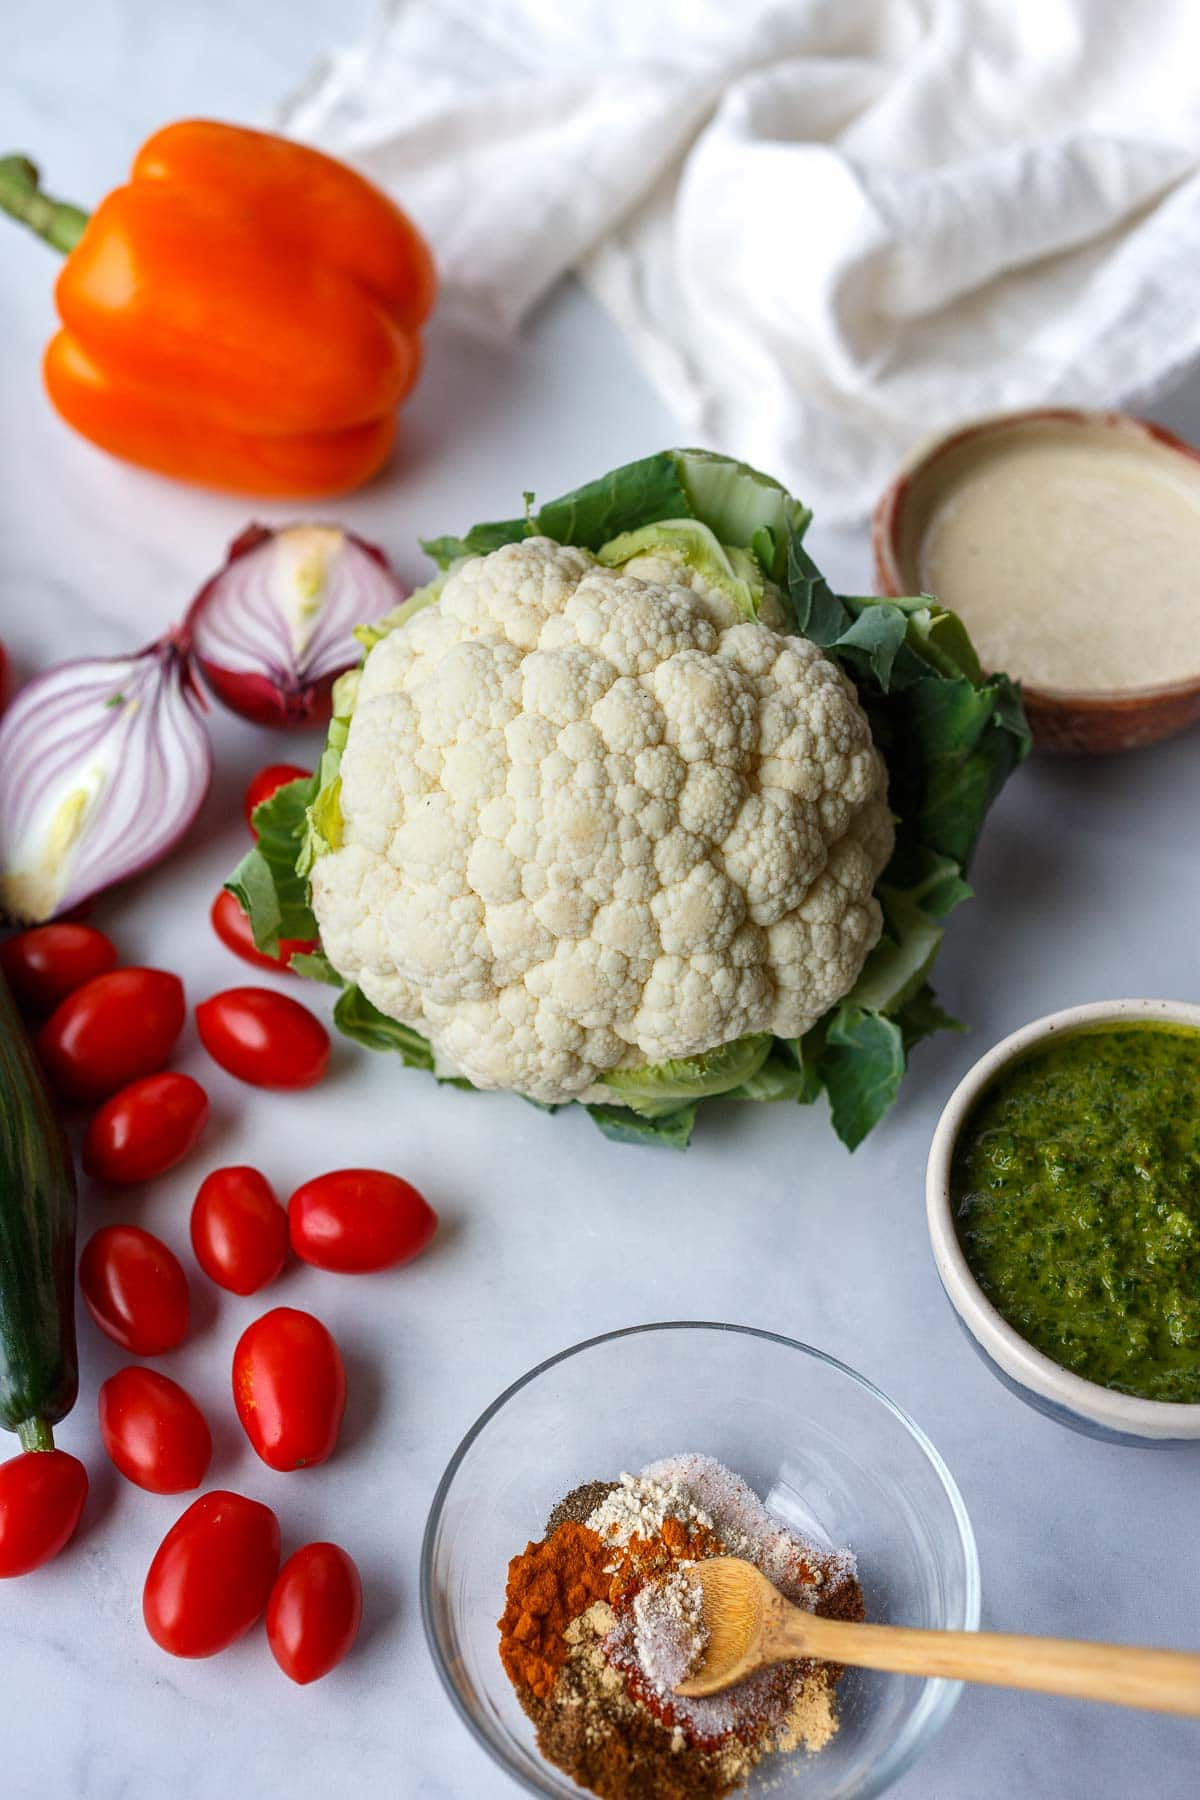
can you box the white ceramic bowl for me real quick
[926,998,1200,1444]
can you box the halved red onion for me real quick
[187,524,406,729]
[0,634,211,924]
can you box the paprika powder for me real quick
[498,1522,612,1699]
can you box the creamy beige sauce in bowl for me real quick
[902,417,1200,697]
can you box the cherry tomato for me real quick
[0,1449,89,1577]
[209,889,316,974]
[82,1072,209,1184]
[289,1169,438,1274]
[143,1490,281,1658]
[233,1307,346,1472]
[98,1368,212,1494]
[244,763,310,834]
[191,1166,289,1296]
[37,968,185,1101]
[79,1226,190,1355]
[196,987,329,1090]
[0,924,117,1014]
[267,1542,363,1684]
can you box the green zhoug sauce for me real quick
[952,1025,1200,1404]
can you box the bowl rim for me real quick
[926,998,1200,1437]
[872,406,1200,710]
[420,1319,982,1800]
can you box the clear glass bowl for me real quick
[421,1323,980,1799]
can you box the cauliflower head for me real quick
[310,535,893,1105]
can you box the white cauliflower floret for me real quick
[310,536,893,1104]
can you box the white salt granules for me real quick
[638,1452,854,1601]
[631,1565,708,1699]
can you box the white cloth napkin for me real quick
[279,0,1200,521]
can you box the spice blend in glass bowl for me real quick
[498,1454,864,1798]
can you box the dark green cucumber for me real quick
[0,967,78,1449]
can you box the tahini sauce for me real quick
[917,429,1200,694]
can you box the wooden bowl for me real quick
[873,410,1200,754]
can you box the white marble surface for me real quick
[3,6,1200,1798]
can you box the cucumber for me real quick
[0,967,78,1449]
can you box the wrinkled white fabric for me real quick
[279,0,1200,518]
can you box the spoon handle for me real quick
[782,1613,1200,1717]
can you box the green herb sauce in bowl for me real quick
[928,1001,1200,1443]
[951,1024,1200,1405]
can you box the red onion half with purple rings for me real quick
[0,633,211,923]
[187,525,407,729]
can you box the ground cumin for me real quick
[520,1603,747,1800]
[545,1481,618,1536]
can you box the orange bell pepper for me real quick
[0,121,436,497]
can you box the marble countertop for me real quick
[3,6,1199,1797]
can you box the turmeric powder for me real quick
[498,1522,612,1698]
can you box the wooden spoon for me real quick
[673,1558,1200,1717]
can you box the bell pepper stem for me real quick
[0,155,89,254]
[16,1417,55,1452]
